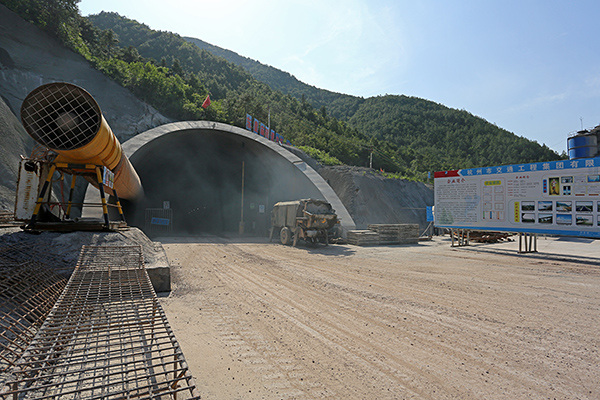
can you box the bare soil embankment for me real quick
[158,236,599,399]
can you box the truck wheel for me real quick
[280,227,292,245]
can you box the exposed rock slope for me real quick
[0,4,170,211]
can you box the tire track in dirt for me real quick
[209,243,500,398]
[211,241,593,399]
[162,237,600,399]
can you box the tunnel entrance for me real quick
[120,123,351,237]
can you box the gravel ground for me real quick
[158,235,599,400]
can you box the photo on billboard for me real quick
[576,215,594,226]
[521,201,535,211]
[576,201,593,213]
[549,177,560,196]
[556,201,572,212]
[538,214,553,224]
[556,214,572,225]
[587,175,600,183]
[538,201,553,211]
[521,213,536,223]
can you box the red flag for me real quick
[201,95,211,109]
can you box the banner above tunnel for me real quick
[246,113,289,145]
[434,156,600,238]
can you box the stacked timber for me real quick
[346,230,380,246]
[368,224,420,245]
[347,224,420,246]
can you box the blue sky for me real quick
[79,0,600,154]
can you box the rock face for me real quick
[319,166,434,232]
[0,96,32,210]
[0,4,170,212]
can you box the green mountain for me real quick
[183,36,344,112]
[185,27,563,170]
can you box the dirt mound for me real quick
[319,165,433,231]
[0,227,168,275]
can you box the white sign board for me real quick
[434,157,600,238]
[15,159,41,220]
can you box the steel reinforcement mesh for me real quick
[1,245,200,399]
[0,262,67,375]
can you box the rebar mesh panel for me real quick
[2,245,200,399]
[0,263,67,373]
[20,82,101,151]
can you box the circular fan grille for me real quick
[20,82,101,151]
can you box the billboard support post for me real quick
[518,232,537,253]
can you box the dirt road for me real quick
[158,236,599,399]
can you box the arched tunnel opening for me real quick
[121,125,333,237]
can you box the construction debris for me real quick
[452,230,514,244]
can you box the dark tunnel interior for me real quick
[122,129,322,237]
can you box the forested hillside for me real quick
[1,1,563,181]
[184,36,343,111]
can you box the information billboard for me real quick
[434,157,600,238]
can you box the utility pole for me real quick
[239,161,245,235]
[369,149,373,169]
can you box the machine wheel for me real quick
[323,229,329,246]
[293,227,302,247]
[280,227,292,245]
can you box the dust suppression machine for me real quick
[17,82,143,230]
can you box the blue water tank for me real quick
[568,132,598,159]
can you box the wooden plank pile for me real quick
[347,224,420,246]
[347,230,380,246]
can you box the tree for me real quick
[99,29,119,58]
[171,58,183,76]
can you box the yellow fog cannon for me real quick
[19,82,143,229]
[20,82,142,199]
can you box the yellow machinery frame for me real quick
[27,162,126,230]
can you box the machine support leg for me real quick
[95,167,110,228]
[66,174,77,219]
[27,164,56,229]
[112,189,126,222]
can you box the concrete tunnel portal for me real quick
[119,121,355,236]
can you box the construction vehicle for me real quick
[270,199,338,246]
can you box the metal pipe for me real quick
[20,82,142,200]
